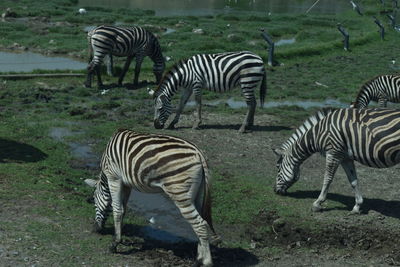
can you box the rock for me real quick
[192,28,204,34]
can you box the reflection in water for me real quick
[79,0,349,16]
[0,51,86,72]
[128,190,197,243]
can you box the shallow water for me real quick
[0,51,86,72]
[275,38,296,46]
[128,191,197,243]
[80,0,350,16]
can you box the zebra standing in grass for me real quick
[84,129,218,267]
[148,51,267,133]
[84,25,165,88]
[274,108,400,214]
[351,75,400,108]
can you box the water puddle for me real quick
[275,37,296,46]
[128,191,197,243]
[49,126,99,169]
[187,97,348,109]
[49,125,196,243]
[0,51,86,72]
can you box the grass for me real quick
[1,0,400,265]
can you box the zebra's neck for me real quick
[281,109,332,163]
[158,60,192,99]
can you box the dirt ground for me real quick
[3,108,400,267]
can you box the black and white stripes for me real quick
[150,51,267,133]
[274,108,400,214]
[85,129,217,266]
[351,75,400,108]
[84,25,165,88]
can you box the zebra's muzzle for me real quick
[154,119,164,129]
[274,186,287,195]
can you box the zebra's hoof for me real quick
[350,208,361,215]
[191,260,202,267]
[167,123,176,130]
[311,205,323,213]
[109,243,118,253]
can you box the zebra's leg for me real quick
[163,177,213,266]
[312,153,340,212]
[85,69,94,88]
[106,54,113,76]
[192,88,202,129]
[239,95,256,133]
[95,64,104,88]
[378,97,388,107]
[108,180,131,253]
[341,159,363,214]
[133,53,145,86]
[167,87,193,129]
[117,56,133,86]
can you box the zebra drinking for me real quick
[274,108,400,214]
[351,75,400,108]
[85,129,218,266]
[85,25,165,88]
[148,51,267,133]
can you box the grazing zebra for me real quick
[148,51,267,133]
[274,108,400,214]
[84,25,165,88]
[84,129,218,266]
[351,75,400,108]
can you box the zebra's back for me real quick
[89,25,150,57]
[101,129,208,192]
[189,51,265,91]
[327,108,400,167]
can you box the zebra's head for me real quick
[273,148,300,195]
[148,88,173,129]
[85,175,111,232]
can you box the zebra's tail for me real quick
[198,154,216,236]
[87,31,94,64]
[260,70,267,108]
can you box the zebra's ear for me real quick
[147,87,155,96]
[272,148,284,156]
[84,178,98,188]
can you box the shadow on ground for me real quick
[178,124,292,132]
[288,190,400,219]
[97,80,156,91]
[0,138,47,163]
[96,223,259,267]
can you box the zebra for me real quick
[273,108,400,214]
[148,51,267,133]
[84,25,165,88]
[350,75,400,108]
[84,129,218,266]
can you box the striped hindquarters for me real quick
[101,129,206,192]
[88,26,149,61]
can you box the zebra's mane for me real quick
[154,58,190,95]
[281,108,335,151]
